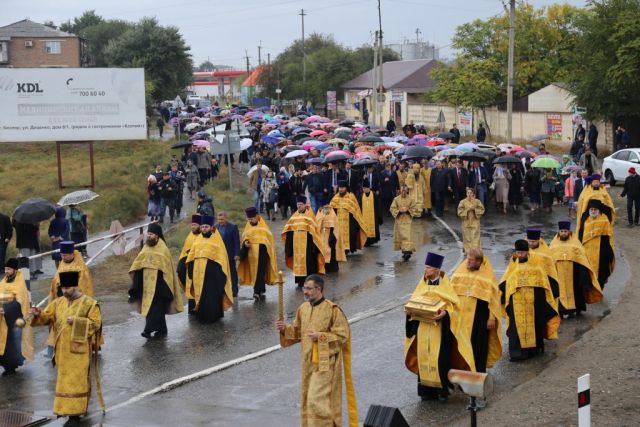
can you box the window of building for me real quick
[0,41,8,63]
[45,41,61,54]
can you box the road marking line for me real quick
[101,215,465,415]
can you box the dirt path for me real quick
[450,186,640,426]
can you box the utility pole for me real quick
[258,40,262,66]
[245,50,251,73]
[371,31,378,126]
[377,0,384,127]
[300,9,307,107]
[267,52,270,67]
[415,28,421,44]
[506,0,516,144]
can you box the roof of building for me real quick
[0,19,77,38]
[242,65,264,87]
[341,59,440,93]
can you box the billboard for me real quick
[458,111,473,136]
[546,113,563,140]
[0,68,147,142]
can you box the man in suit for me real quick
[324,163,347,199]
[345,161,361,196]
[215,211,240,297]
[363,165,380,194]
[573,169,589,205]
[431,160,450,217]
[467,161,489,207]
[379,162,399,215]
[448,159,469,205]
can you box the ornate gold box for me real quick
[405,295,446,322]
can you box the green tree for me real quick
[567,0,640,126]
[103,18,192,102]
[60,10,104,34]
[195,60,216,72]
[259,33,399,103]
[428,3,585,128]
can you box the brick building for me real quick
[0,19,90,68]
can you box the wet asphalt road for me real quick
[0,198,629,426]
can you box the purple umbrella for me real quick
[305,157,323,164]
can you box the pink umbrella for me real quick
[355,152,379,160]
[303,115,322,124]
[427,138,447,147]
[310,130,327,137]
[302,140,322,150]
[509,146,525,153]
[413,134,428,139]
[193,139,209,148]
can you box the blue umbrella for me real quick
[261,135,282,145]
[305,157,323,164]
[315,143,330,150]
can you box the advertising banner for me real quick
[546,113,563,140]
[458,111,473,136]
[0,68,147,142]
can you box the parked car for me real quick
[602,148,640,185]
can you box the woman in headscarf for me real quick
[277,170,292,219]
[493,164,511,214]
[48,207,70,268]
[147,175,161,222]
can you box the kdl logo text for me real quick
[17,83,43,93]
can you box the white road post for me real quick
[578,374,591,427]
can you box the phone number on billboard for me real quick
[79,91,106,96]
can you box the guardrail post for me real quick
[578,374,591,427]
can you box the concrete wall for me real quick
[527,84,574,113]
[6,37,80,67]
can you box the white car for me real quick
[602,148,640,185]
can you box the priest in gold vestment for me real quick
[177,214,201,313]
[405,164,425,216]
[390,185,420,261]
[420,159,433,216]
[276,275,358,427]
[129,223,183,338]
[186,215,234,323]
[525,228,560,299]
[549,220,603,316]
[238,207,278,301]
[283,196,325,287]
[32,271,103,427]
[0,258,34,375]
[404,252,475,401]
[457,188,485,253]
[499,240,560,361]
[578,199,616,288]
[575,174,615,235]
[450,249,502,374]
[315,201,346,273]
[357,180,382,246]
[329,181,368,254]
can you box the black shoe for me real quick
[2,368,16,376]
[437,393,448,403]
[259,293,266,301]
[141,331,152,339]
[63,416,81,427]
[154,331,167,338]
[35,269,44,274]
[253,293,260,301]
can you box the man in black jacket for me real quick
[345,161,361,196]
[573,169,589,204]
[448,159,468,205]
[449,123,461,144]
[431,160,450,217]
[620,167,640,226]
[0,212,12,270]
[157,172,177,223]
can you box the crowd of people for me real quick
[0,107,629,426]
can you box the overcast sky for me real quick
[4,0,586,69]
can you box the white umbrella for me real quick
[240,138,253,150]
[384,141,404,149]
[184,123,201,132]
[58,190,99,206]
[497,143,519,152]
[285,150,309,159]
[439,149,464,157]
[247,165,270,177]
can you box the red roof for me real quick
[242,66,265,87]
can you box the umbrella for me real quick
[339,119,355,127]
[404,145,434,159]
[302,140,322,150]
[528,134,551,142]
[285,150,309,159]
[58,190,99,207]
[261,136,282,145]
[493,156,522,164]
[326,138,348,146]
[305,157,324,164]
[334,130,351,140]
[382,141,403,149]
[509,146,525,153]
[309,130,327,137]
[432,144,451,151]
[497,143,520,152]
[193,139,209,148]
[323,150,351,163]
[456,142,478,152]
[171,140,192,149]
[532,157,561,169]
[184,123,201,132]
[13,198,56,223]
[536,154,559,160]
[292,133,311,142]
[437,132,455,139]
[476,143,496,151]
[247,165,270,176]
[515,150,536,159]
[439,149,464,157]
[563,165,582,173]
[460,152,489,162]
[353,158,378,167]
[427,138,448,147]
[240,138,253,150]
[358,134,384,143]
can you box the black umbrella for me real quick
[358,133,384,143]
[339,119,355,127]
[353,158,378,167]
[334,130,351,141]
[437,132,455,139]
[460,152,489,162]
[292,133,311,142]
[323,152,351,163]
[13,198,56,224]
[493,156,522,164]
[404,145,434,159]
[171,140,193,149]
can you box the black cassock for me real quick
[0,300,25,372]
[285,231,320,286]
[469,299,490,373]
[325,227,339,273]
[176,254,195,313]
[499,282,557,361]
[240,243,268,295]
[559,263,592,315]
[358,192,383,246]
[187,258,228,324]
[129,270,173,335]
